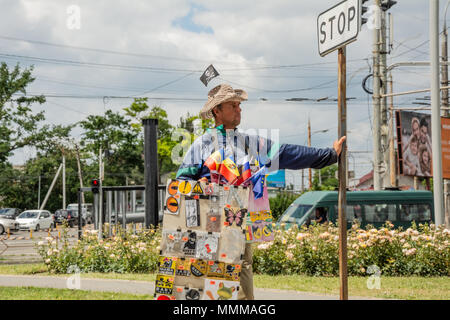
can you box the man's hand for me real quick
[333,136,346,156]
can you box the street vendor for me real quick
[176,83,346,300]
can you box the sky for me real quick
[0,0,442,188]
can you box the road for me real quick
[0,226,79,264]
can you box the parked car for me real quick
[0,217,19,234]
[16,210,54,231]
[66,203,93,224]
[54,209,82,227]
[0,208,22,220]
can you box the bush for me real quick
[269,192,298,221]
[37,221,450,277]
[36,225,161,274]
[253,222,450,277]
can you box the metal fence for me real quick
[78,185,166,239]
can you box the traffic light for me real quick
[360,0,370,27]
[91,179,99,194]
[380,0,397,11]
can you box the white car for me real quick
[0,217,19,235]
[16,210,54,231]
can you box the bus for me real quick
[277,190,434,229]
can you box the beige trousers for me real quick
[238,243,254,300]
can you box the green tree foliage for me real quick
[0,63,46,162]
[79,109,143,186]
[311,164,338,191]
[269,192,299,221]
[124,98,179,181]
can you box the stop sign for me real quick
[317,0,361,57]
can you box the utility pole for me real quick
[430,0,445,226]
[388,73,397,187]
[442,0,450,228]
[40,164,63,210]
[380,6,389,188]
[308,118,312,189]
[301,169,304,192]
[98,147,103,240]
[37,175,41,209]
[62,152,66,210]
[75,144,85,204]
[372,0,383,191]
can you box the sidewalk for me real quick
[0,275,384,300]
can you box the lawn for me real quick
[0,286,153,300]
[0,264,448,300]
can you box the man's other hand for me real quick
[333,136,346,156]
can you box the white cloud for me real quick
[2,0,437,179]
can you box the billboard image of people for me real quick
[396,111,432,178]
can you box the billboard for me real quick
[441,117,450,179]
[266,170,286,188]
[396,111,432,178]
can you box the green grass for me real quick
[0,264,156,282]
[253,274,450,300]
[0,286,153,300]
[0,264,448,300]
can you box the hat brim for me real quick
[200,89,248,120]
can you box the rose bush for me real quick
[253,221,450,277]
[37,221,449,277]
[37,224,161,274]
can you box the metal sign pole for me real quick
[338,46,348,300]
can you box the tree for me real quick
[124,98,178,180]
[311,164,338,191]
[0,63,46,163]
[80,109,143,186]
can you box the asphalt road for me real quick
[0,227,79,264]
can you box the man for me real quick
[176,84,345,300]
[419,117,432,156]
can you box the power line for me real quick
[0,52,203,74]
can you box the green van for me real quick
[277,190,434,229]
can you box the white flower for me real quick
[285,251,294,259]
[37,241,44,246]
[257,243,272,250]
[109,254,115,259]
[45,259,51,264]
[296,233,307,241]
[404,248,417,256]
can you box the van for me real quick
[277,190,434,229]
[66,203,93,224]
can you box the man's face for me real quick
[420,125,428,144]
[214,101,241,129]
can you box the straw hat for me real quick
[200,84,248,120]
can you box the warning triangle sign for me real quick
[192,182,204,194]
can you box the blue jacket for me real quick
[176,125,338,181]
